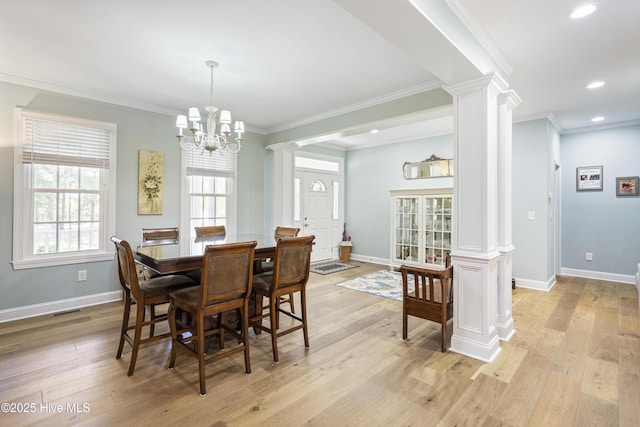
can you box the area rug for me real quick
[335,270,414,301]
[310,261,358,275]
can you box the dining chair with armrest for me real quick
[250,235,314,362]
[168,240,257,396]
[401,264,454,352]
[110,236,198,376]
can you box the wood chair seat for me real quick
[401,264,454,352]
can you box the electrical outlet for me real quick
[77,270,87,281]
[585,252,593,261]
[527,211,536,220]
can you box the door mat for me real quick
[310,262,359,275]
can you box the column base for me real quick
[496,316,515,341]
[450,333,501,363]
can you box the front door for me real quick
[302,172,332,262]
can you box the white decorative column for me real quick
[445,73,508,362]
[267,142,298,231]
[496,90,522,341]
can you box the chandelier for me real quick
[175,60,245,154]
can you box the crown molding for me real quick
[513,112,563,133]
[561,118,640,135]
[445,0,513,77]
[0,73,268,135]
[267,79,443,134]
[0,73,182,116]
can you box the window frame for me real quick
[12,108,117,270]
[181,150,237,238]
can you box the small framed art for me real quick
[616,176,639,197]
[576,166,603,191]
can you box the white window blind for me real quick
[21,115,111,168]
[185,150,236,177]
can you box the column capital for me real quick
[498,90,522,111]
[266,141,299,152]
[444,72,508,96]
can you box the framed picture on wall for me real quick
[138,150,164,214]
[576,166,603,191]
[616,176,639,196]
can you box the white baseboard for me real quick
[513,275,557,292]
[0,290,122,323]
[560,268,636,285]
[350,253,390,267]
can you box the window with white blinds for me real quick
[12,109,117,269]
[183,150,237,236]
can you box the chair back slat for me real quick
[274,226,300,239]
[141,227,179,245]
[195,225,226,238]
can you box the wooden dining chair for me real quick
[261,226,301,312]
[168,240,257,396]
[250,235,314,362]
[110,236,198,376]
[401,264,454,352]
[194,225,226,239]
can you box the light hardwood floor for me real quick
[0,261,638,426]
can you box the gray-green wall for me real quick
[0,81,266,313]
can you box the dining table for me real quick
[134,233,277,275]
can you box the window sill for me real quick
[12,251,114,270]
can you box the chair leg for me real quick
[116,292,132,359]
[288,292,295,313]
[128,303,146,376]
[218,313,225,350]
[241,306,251,374]
[168,302,178,369]
[440,312,447,352]
[197,315,207,396]
[301,289,309,348]
[269,297,279,362]
[149,304,155,338]
[402,302,408,340]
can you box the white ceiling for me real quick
[1,0,638,149]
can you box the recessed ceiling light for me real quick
[571,4,597,19]
[370,129,379,134]
[587,81,605,89]
[591,116,605,122]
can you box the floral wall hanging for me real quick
[138,150,164,214]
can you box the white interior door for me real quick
[302,172,332,262]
